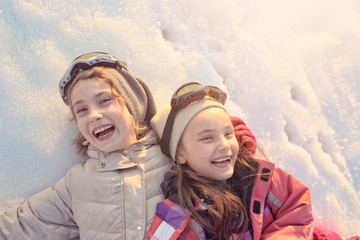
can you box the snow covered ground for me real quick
[0,0,359,238]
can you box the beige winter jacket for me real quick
[0,130,172,240]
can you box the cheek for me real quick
[118,111,132,129]
[77,119,88,136]
[231,139,239,154]
[188,144,211,162]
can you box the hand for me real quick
[230,116,257,156]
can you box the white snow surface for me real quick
[0,0,359,238]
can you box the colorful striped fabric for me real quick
[147,199,197,240]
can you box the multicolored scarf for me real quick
[147,199,199,240]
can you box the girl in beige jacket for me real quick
[0,52,172,240]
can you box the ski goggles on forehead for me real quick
[171,82,227,109]
[59,52,128,104]
[161,82,227,157]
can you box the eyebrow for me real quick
[196,125,233,136]
[196,129,213,136]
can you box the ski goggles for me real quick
[59,52,127,104]
[161,82,227,157]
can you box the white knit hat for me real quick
[151,98,226,161]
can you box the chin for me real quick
[216,174,233,182]
[224,171,235,180]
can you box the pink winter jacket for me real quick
[148,117,313,239]
[249,158,313,239]
[148,158,313,240]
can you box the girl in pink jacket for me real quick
[149,82,313,239]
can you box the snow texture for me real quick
[0,0,359,238]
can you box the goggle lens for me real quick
[175,82,203,96]
[76,52,103,61]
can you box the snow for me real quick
[0,0,359,238]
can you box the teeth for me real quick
[212,158,229,163]
[94,125,112,135]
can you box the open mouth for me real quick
[211,157,231,166]
[93,125,115,139]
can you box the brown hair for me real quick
[66,67,148,156]
[173,144,260,239]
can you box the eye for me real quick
[75,107,88,115]
[225,132,234,138]
[200,135,214,142]
[99,98,112,105]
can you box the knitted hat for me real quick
[151,98,226,161]
[70,67,156,126]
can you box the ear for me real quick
[175,144,187,164]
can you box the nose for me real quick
[218,135,231,151]
[89,108,103,122]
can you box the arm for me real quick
[231,116,312,239]
[0,173,78,239]
[261,168,313,239]
[230,116,257,156]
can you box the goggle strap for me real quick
[160,107,177,158]
[175,91,207,109]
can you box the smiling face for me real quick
[70,78,137,153]
[176,107,239,181]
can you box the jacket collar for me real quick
[86,129,159,171]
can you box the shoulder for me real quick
[54,158,97,195]
[137,129,172,165]
[255,159,308,191]
[271,167,309,192]
[138,129,160,145]
[67,157,97,175]
[256,158,275,173]
[267,165,311,210]
[251,159,310,201]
